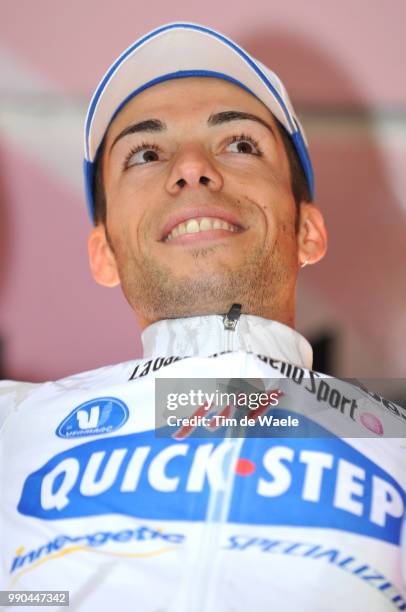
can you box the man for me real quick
[1,23,405,612]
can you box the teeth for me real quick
[166,217,238,241]
[199,218,212,231]
[186,219,200,233]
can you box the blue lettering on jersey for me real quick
[19,414,405,545]
[56,397,129,439]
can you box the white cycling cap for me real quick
[84,22,314,223]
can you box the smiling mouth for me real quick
[164,216,241,242]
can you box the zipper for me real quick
[173,305,244,612]
[222,303,242,352]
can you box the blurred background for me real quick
[0,0,405,394]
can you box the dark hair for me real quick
[276,120,311,208]
[93,136,108,225]
[91,119,311,225]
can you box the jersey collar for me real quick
[141,314,313,369]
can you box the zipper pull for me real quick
[223,303,242,331]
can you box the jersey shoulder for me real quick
[0,357,143,427]
[0,380,40,428]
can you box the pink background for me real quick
[1,0,405,381]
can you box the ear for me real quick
[88,225,120,287]
[297,203,328,267]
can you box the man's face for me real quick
[89,77,324,328]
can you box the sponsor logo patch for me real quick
[56,397,129,439]
[9,524,184,584]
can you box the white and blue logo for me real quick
[56,397,129,439]
[19,413,406,546]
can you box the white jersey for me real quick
[1,315,405,611]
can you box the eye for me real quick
[225,134,262,156]
[124,143,161,169]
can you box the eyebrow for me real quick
[207,111,276,137]
[110,119,166,151]
[109,110,276,153]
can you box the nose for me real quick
[165,144,223,195]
